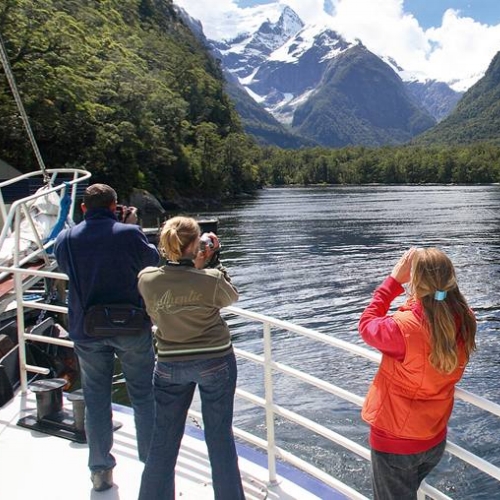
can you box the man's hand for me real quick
[123,206,138,225]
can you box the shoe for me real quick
[91,468,113,492]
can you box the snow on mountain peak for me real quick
[245,5,304,54]
[279,6,305,36]
[269,23,352,64]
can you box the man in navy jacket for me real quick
[54,183,159,492]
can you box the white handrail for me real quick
[226,306,500,414]
[0,168,90,249]
[0,168,88,386]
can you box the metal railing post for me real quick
[12,205,28,393]
[262,321,278,485]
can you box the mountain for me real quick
[202,6,461,148]
[222,72,317,148]
[212,6,305,81]
[415,51,500,146]
[380,57,462,122]
[178,5,314,148]
[217,19,353,126]
[405,80,463,122]
[292,45,436,147]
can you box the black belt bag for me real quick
[84,304,148,337]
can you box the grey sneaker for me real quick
[91,468,113,492]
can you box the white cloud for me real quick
[425,10,500,90]
[174,0,500,90]
[174,0,282,39]
[325,0,500,90]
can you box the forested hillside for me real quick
[258,143,500,185]
[415,51,500,146]
[0,0,261,204]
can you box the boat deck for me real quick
[0,390,347,500]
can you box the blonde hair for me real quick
[158,216,200,262]
[410,248,476,373]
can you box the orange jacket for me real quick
[362,308,467,439]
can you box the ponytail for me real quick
[158,216,199,262]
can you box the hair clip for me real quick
[434,290,447,301]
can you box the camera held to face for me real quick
[115,204,136,223]
[199,233,214,252]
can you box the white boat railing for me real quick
[222,305,500,500]
[4,258,500,499]
[0,167,89,387]
[0,168,91,249]
[0,168,91,313]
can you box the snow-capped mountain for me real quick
[213,12,357,125]
[213,6,460,126]
[177,4,462,147]
[212,6,304,80]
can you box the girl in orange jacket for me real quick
[359,247,476,500]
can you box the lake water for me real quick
[195,185,500,498]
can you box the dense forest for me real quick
[259,142,500,185]
[0,0,262,205]
[1,0,500,211]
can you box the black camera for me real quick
[115,204,135,223]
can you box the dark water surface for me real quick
[191,185,500,499]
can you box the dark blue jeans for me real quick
[138,352,245,500]
[371,439,446,500]
[74,333,155,472]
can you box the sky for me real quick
[173,0,500,91]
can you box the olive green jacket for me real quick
[138,262,238,361]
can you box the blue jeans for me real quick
[138,352,245,500]
[74,333,155,472]
[371,439,447,500]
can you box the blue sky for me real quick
[404,0,500,28]
[175,0,500,90]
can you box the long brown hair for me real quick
[410,248,476,373]
[158,216,199,262]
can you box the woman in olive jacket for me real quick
[137,216,245,500]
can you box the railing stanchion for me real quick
[13,205,28,393]
[263,321,278,485]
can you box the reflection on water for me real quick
[119,185,500,497]
[209,185,500,498]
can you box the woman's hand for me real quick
[204,232,220,252]
[390,247,417,284]
[193,233,220,269]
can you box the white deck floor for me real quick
[0,390,347,500]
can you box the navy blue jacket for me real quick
[54,208,160,342]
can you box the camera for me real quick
[115,204,136,223]
[199,233,214,252]
[115,204,125,221]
